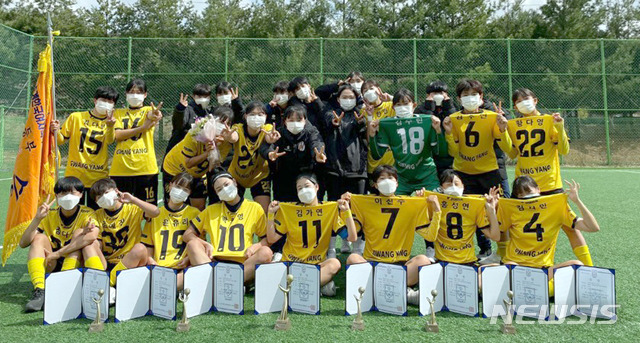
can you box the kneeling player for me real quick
[344,165,441,305]
[183,172,272,283]
[497,176,600,294]
[19,177,102,312]
[266,174,357,296]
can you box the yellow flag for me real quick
[2,44,57,265]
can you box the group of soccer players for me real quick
[19,74,600,312]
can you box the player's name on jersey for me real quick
[436,241,472,252]
[115,148,149,155]
[370,197,409,206]
[515,200,549,212]
[397,157,425,170]
[518,164,552,175]
[371,249,409,259]
[69,161,106,171]
[285,254,323,263]
[459,150,489,163]
[82,119,108,128]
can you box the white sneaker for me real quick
[425,246,436,263]
[272,252,283,262]
[321,280,336,297]
[407,287,420,306]
[479,251,501,265]
[109,286,116,306]
[339,240,352,254]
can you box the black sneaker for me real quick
[25,288,45,313]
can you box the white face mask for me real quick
[364,89,378,103]
[339,98,356,111]
[516,99,536,114]
[350,82,363,94]
[217,184,238,202]
[297,187,317,204]
[461,94,481,111]
[169,187,190,204]
[521,193,540,199]
[295,86,311,100]
[126,93,145,108]
[217,94,232,106]
[276,93,289,106]
[394,105,413,118]
[286,121,305,135]
[194,97,210,108]
[96,190,118,210]
[432,94,445,106]
[246,115,266,130]
[58,194,81,211]
[443,186,464,197]
[95,100,114,115]
[377,179,397,196]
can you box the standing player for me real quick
[266,174,357,296]
[110,79,162,205]
[53,86,118,209]
[182,172,273,283]
[19,177,103,312]
[344,165,441,305]
[166,83,213,154]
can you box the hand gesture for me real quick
[268,146,286,162]
[307,88,318,103]
[427,195,441,211]
[564,179,581,203]
[36,195,56,220]
[205,141,216,152]
[354,110,366,123]
[340,192,352,202]
[219,123,237,142]
[552,112,564,126]
[314,146,326,163]
[496,113,508,133]
[44,249,60,267]
[230,87,239,100]
[378,89,392,102]
[268,94,278,108]
[179,93,189,107]
[484,186,500,210]
[367,119,379,138]
[431,115,442,134]
[106,109,116,127]
[443,116,453,134]
[83,220,97,235]
[332,111,344,127]
[150,102,164,122]
[493,101,505,116]
[116,190,133,204]
[268,200,280,214]
[50,120,60,134]
[337,199,350,212]
[262,126,281,144]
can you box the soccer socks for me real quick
[85,256,104,270]
[27,257,45,290]
[497,241,507,259]
[573,245,593,267]
[109,261,127,286]
[61,257,80,271]
[549,279,554,297]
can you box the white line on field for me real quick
[568,169,640,174]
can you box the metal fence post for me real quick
[319,37,324,84]
[413,38,418,97]
[507,38,513,111]
[127,37,132,82]
[25,35,34,113]
[600,39,612,165]
[0,106,5,169]
[224,38,229,82]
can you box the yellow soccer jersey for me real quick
[58,111,115,187]
[110,106,159,176]
[141,204,201,268]
[446,111,512,175]
[350,194,438,263]
[498,193,577,268]
[423,191,489,264]
[360,101,395,173]
[162,135,209,178]
[95,203,145,264]
[228,123,272,188]
[274,202,345,264]
[507,114,569,192]
[190,199,267,263]
[37,206,96,252]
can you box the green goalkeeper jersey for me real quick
[370,115,444,194]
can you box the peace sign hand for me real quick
[307,88,318,103]
[230,87,239,100]
[179,93,189,107]
[268,94,278,108]
[36,195,56,220]
[314,146,326,163]
[106,109,116,127]
[116,190,133,204]
[332,111,344,127]
[268,147,286,162]
[354,110,366,123]
[262,126,281,144]
[150,102,164,121]
[220,123,237,141]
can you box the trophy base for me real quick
[351,319,364,331]
[424,323,439,333]
[176,322,191,332]
[501,324,516,334]
[274,318,291,331]
[89,322,104,333]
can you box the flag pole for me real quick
[47,13,59,181]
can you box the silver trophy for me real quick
[89,289,105,333]
[275,274,294,331]
[177,288,191,332]
[351,287,366,331]
[501,290,516,334]
[424,289,439,333]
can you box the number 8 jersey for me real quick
[497,194,577,268]
[190,199,267,263]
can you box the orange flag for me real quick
[2,44,57,265]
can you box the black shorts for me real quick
[162,170,207,203]
[238,177,271,199]
[82,188,99,210]
[51,258,65,273]
[456,169,503,196]
[111,174,159,205]
[541,188,564,196]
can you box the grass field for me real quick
[0,167,638,342]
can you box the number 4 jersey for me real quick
[141,204,201,268]
[350,194,441,264]
[497,193,577,268]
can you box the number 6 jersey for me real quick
[497,193,577,268]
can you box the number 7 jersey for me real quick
[350,194,440,264]
[497,193,577,268]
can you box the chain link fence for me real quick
[2,24,640,172]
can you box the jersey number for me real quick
[516,129,545,157]
[397,127,425,155]
[446,212,463,240]
[218,224,245,252]
[79,128,104,155]
[159,229,186,260]
[299,220,322,249]
[464,121,480,148]
[380,208,399,239]
[523,213,544,242]
[238,145,256,170]
[102,227,128,255]
[122,118,143,141]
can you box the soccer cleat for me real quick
[272,252,283,262]
[339,240,352,254]
[476,249,492,260]
[321,280,336,297]
[425,247,436,263]
[407,287,420,306]
[479,251,502,265]
[25,288,45,313]
[109,286,116,306]
[327,249,337,259]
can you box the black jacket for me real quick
[287,97,327,134]
[226,97,246,124]
[415,99,458,171]
[265,102,286,128]
[166,99,211,154]
[320,105,367,178]
[315,82,364,111]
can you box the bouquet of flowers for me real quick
[189,114,223,167]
